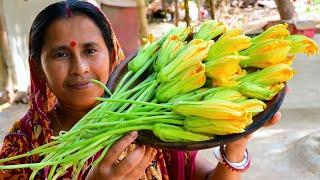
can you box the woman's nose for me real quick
[69,55,89,76]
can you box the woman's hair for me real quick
[29,0,115,66]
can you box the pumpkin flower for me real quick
[156,63,206,102]
[173,99,247,120]
[207,28,252,61]
[193,20,226,41]
[153,123,212,142]
[239,81,285,100]
[204,88,247,102]
[251,24,290,44]
[287,34,319,56]
[157,39,213,82]
[239,64,295,86]
[239,39,292,68]
[128,40,160,72]
[184,117,248,135]
[237,99,267,116]
[163,26,193,42]
[155,35,185,72]
[205,55,248,86]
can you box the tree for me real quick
[0,0,14,103]
[209,0,215,19]
[184,0,191,26]
[274,0,295,20]
[173,0,179,26]
[136,0,149,39]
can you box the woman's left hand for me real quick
[224,85,291,162]
[224,111,282,162]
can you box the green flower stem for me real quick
[116,74,156,99]
[0,141,58,163]
[90,79,112,97]
[113,57,155,98]
[112,71,134,96]
[181,87,226,101]
[127,81,159,112]
[69,102,104,131]
[96,98,172,109]
[115,85,146,113]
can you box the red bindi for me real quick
[70,41,77,48]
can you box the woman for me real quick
[0,1,281,179]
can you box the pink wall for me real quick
[101,3,140,57]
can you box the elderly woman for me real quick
[0,1,280,179]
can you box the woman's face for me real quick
[40,14,110,110]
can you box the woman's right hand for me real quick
[86,131,157,180]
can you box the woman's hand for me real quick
[224,86,291,161]
[86,131,157,180]
[225,111,282,162]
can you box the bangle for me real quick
[213,145,251,173]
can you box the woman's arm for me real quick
[193,135,249,180]
[193,111,282,180]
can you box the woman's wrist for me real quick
[224,145,247,162]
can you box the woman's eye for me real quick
[84,48,97,55]
[54,51,69,58]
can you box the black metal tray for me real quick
[106,53,286,151]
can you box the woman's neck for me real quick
[55,102,90,131]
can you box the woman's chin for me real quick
[63,91,103,110]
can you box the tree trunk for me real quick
[0,2,7,92]
[0,1,12,100]
[184,0,191,26]
[174,0,179,26]
[274,0,295,20]
[195,0,201,21]
[209,0,215,19]
[136,0,149,39]
[161,0,167,17]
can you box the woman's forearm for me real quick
[206,162,241,180]
[194,145,247,180]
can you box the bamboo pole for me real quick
[0,1,10,94]
[136,0,149,39]
[161,0,167,18]
[174,0,179,26]
[195,0,201,21]
[209,0,215,19]
[184,0,190,26]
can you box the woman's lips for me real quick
[66,81,93,90]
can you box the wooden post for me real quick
[0,1,10,94]
[209,0,215,19]
[136,0,149,39]
[161,0,167,18]
[174,0,179,26]
[184,0,190,26]
[274,0,295,20]
[195,0,201,21]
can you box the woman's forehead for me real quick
[43,14,104,47]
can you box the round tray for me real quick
[106,53,286,151]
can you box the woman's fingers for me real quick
[126,147,157,179]
[111,145,146,176]
[100,131,138,168]
[286,86,292,94]
[263,111,281,127]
